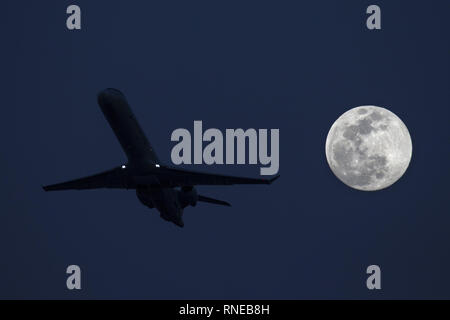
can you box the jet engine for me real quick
[136,188,154,208]
[177,186,198,208]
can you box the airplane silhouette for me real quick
[43,88,279,227]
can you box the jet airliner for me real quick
[43,89,279,227]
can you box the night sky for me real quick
[1,1,450,299]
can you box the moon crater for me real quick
[325,106,412,191]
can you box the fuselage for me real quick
[98,88,185,226]
[98,88,161,171]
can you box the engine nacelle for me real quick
[136,188,154,208]
[178,186,198,208]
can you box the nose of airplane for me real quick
[97,88,126,106]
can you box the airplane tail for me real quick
[198,195,231,207]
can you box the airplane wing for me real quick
[42,167,131,191]
[43,166,279,191]
[147,166,280,188]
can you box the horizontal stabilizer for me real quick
[198,195,231,207]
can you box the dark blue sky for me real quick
[1,0,450,299]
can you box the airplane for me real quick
[43,88,279,227]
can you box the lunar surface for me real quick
[325,106,412,191]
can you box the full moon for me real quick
[325,106,412,191]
